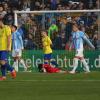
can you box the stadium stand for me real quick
[0,0,100,50]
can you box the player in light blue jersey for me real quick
[69,24,95,74]
[11,25,27,72]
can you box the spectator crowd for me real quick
[0,0,100,50]
[0,0,99,11]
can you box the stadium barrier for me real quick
[8,50,100,72]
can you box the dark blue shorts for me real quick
[44,53,52,60]
[0,51,8,61]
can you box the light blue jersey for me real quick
[72,31,84,50]
[72,31,95,51]
[12,30,24,52]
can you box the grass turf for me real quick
[0,71,100,100]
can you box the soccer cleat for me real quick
[84,71,90,74]
[0,76,6,81]
[69,71,76,74]
[11,70,16,79]
[83,68,90,73]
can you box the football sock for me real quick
[13,60,18,72]
[19,59,27,71]
[1,65,6,76]
[81,59,90,72]
[72,58,79,72]
[5,63,14,72]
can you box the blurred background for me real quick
[0,0,100,50]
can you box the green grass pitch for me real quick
[0,72,100,100]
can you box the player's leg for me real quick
[79,50,90,73]
[13,58,18,72]
[12,50,19,72]
[70,50,86,74]
[6,62,16,78]
[50,59,58,67]
[69,57,79,74]
[0,51,6,80]
[19,58,27,71]
[18,50,27,71]
[0,61,6,80]
[0,51,16,79]
[44,54,50,64]
[81,58,90,73]
[46,53,58,67]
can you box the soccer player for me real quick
[0,19,16,80]
[69,24,95,74]
[38,64,66,73]
[41,30,58,67]
[11,25,27,72]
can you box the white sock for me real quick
[19,59,27,71]
[12,60,18,72]
[81,59,90,72]
[71,58,79,72]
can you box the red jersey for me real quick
[43,64,60,73]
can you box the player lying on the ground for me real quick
[11,25,27,72]
[38,64,66,73]
[69,23,95,74]
[0,19,16,80]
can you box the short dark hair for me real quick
[72,23,79,28]
[41,30,48,35]
[38,64,43,72]
[12,25,17,30]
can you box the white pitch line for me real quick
[7,80,100,82]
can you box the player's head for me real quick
[72,23,79,32]
[38,64,44,72]
[11,25,17,32]
[41,30,48,37]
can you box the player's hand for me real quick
[92,47,95,50]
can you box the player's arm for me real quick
[7,27,12,51]
[7,35,11,51]
[82,32,95,49]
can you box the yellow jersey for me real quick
[42,36,52,54]
[0,25,11,51]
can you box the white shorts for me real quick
[12,50,22,57]
[75,50,84,58]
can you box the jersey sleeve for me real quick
[80,31,85,37]
[82,33,95,49]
